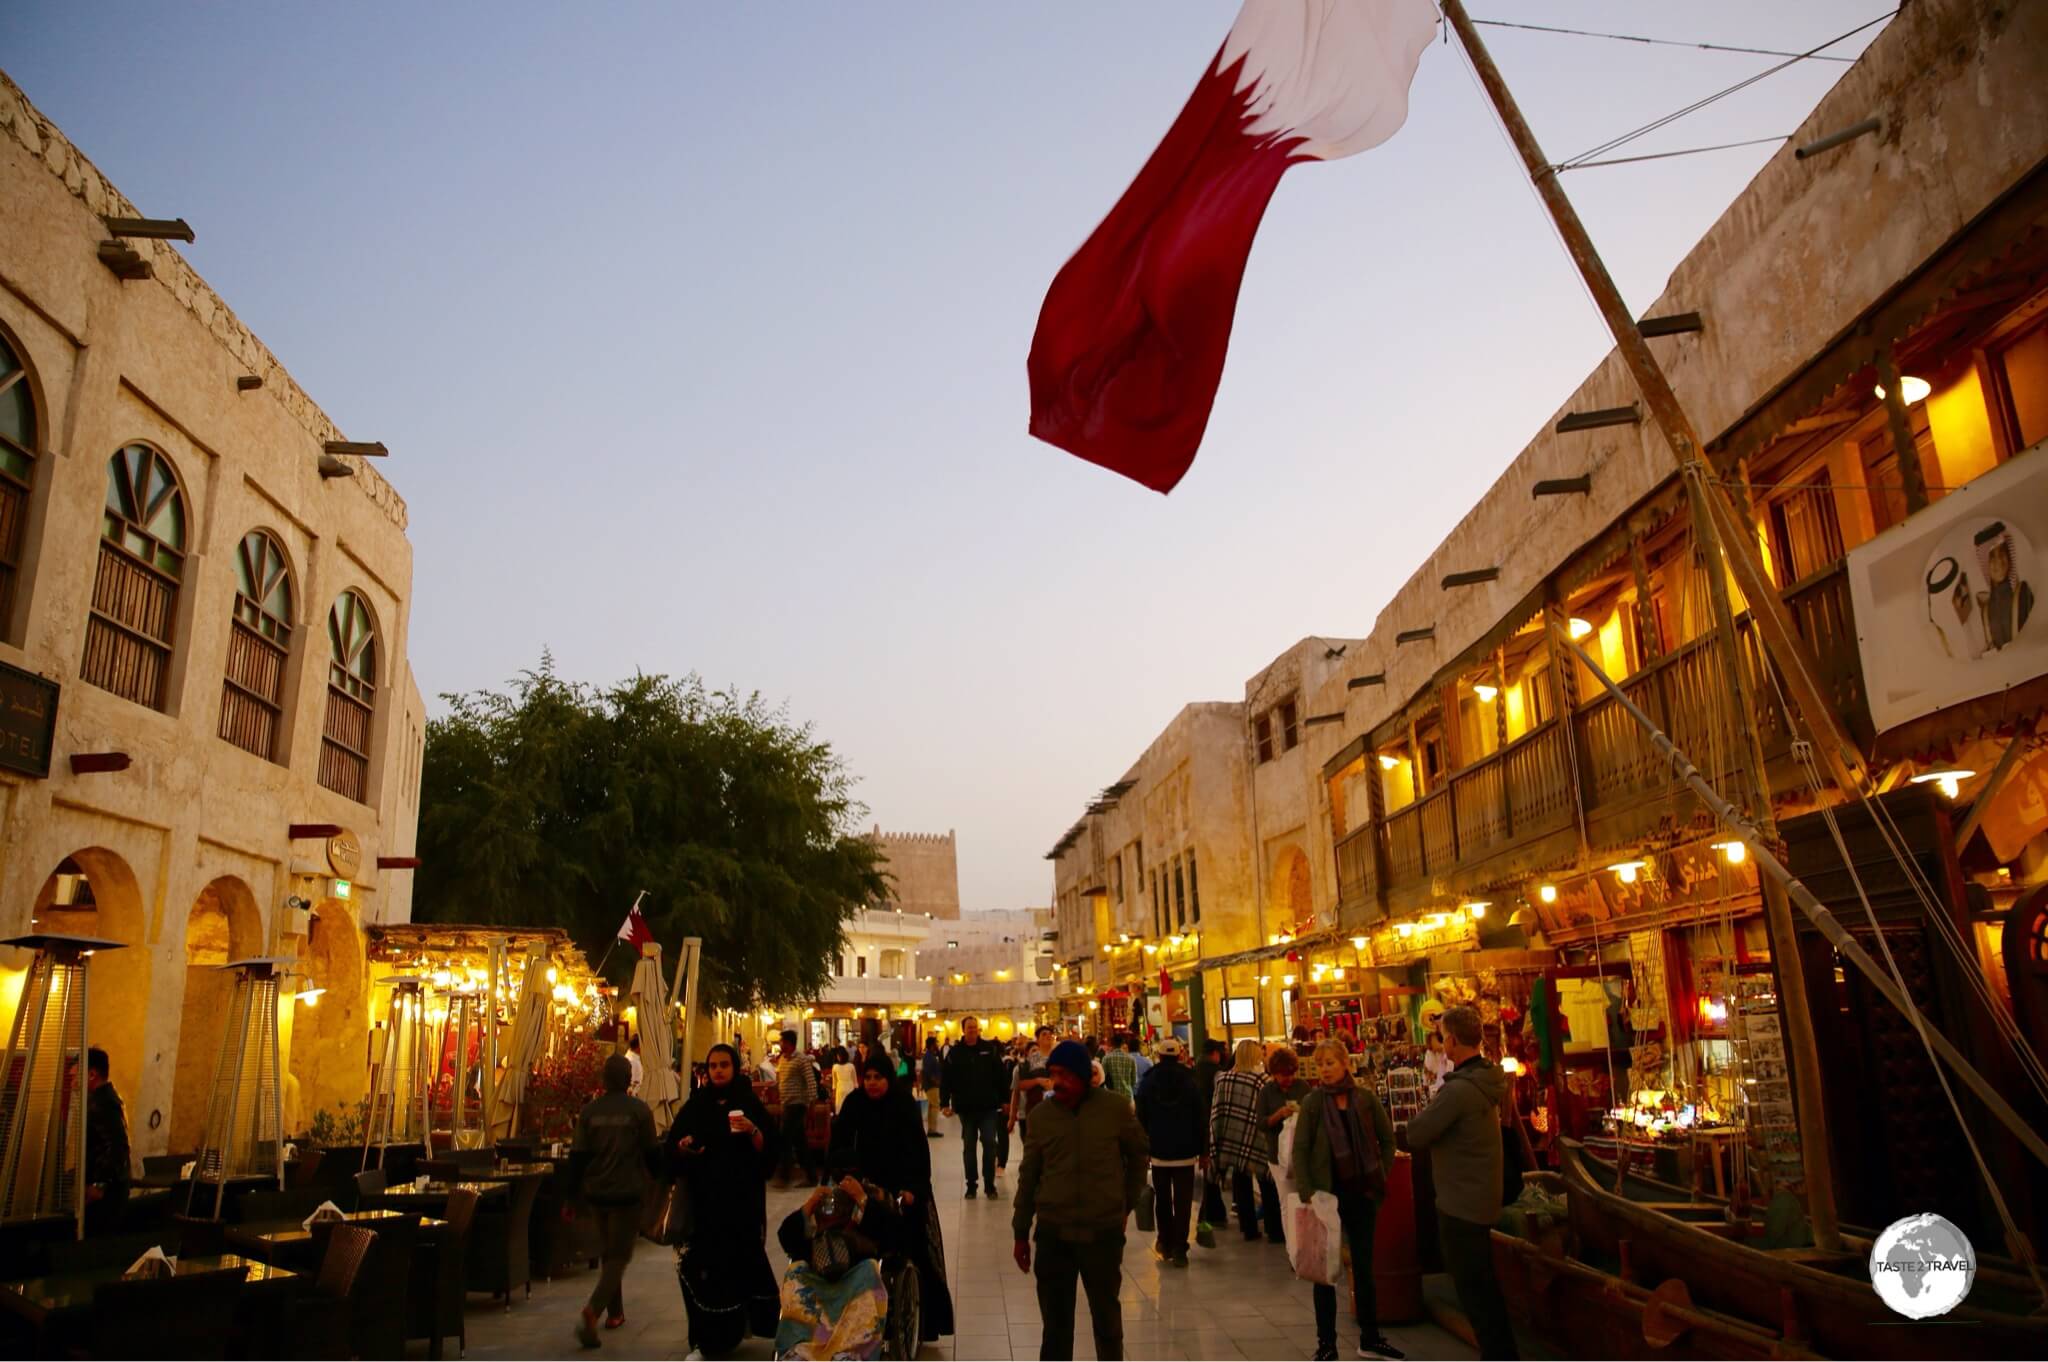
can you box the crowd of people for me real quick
[568,1006,1520,1361]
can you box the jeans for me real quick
[1150,1165,1195,1257]
[1439,1210,1520,1359]
[779,1100,818,1184]
[1313,1188,1380,1348]
[1033,1229,1125,1360]
[585,1202,639,1318]
[959,1108,1002,1190]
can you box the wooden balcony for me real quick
[1337,564,1871,915]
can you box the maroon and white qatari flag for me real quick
[1028,0,1437,493]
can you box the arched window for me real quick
[0,333,37,630]
[219,531,293,761]
[319,590,377,802]
[82,444,186,710]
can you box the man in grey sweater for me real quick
[1404,1005,1519,1359]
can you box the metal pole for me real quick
[1439,0,1869,798]
[1952,733,2028,854]
[1557,625,2048,1173]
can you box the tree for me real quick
[414,655,888,1009]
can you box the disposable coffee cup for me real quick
[727,1110,747,1133]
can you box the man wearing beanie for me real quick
[1013,1038,1149,1360]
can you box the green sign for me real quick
[0,659,57,779]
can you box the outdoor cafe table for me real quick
[225,1208,442,1268]
[0,1252,301,1356]
[365,1179,509,1212]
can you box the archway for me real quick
[29,849,151,1104]
[168,877,262,1155]
[287,900,366,1139]
[1275,845,1315,936]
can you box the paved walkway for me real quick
[453,1153,1480,1361]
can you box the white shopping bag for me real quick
[1282,1190,1343,1286]
[1274,1112,1298,1185]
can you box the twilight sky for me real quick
[5,3,1887,909]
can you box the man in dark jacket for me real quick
[940,1016,1009,1199]
[79,1047,130,1234]
[1133,1038,1201,1266]
[571,1054,659,1347]
[1406,1005,1518,1359]
[1013,1040,1148,1361]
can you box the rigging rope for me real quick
[1553,10,1898,172]
[1558,135,1792,172]
[1470,18,1858,64]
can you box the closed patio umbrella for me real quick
[629,948,682,1130]
[494,956,550,1139]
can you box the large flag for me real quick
[616,891,653,951]
[1028,0,1437,493]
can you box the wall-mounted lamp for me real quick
[1608,860,1647,885]
[1473,685,1498,702]
[1378,754,1402,771]
[1538,884,1558,904]
[1567,618,1595,641]
[1464,902,1489,919]
[1872,376,1932,405]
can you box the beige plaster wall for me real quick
[0,70,423,1156]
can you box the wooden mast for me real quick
[1440,0,1853,1248]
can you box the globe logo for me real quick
[1869,1213,1976,1319]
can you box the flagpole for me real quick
[1439,0,1843,1250]
[592,890,649,981]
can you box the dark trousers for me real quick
[585,1203,638,1318]
[959,1108,1001,1190]
[1034,1229,1125,1360]
[1313,1189,1380,1348]
[1150,1165,1195,1257]
[1439,1210,1519,1359]
[779,1101,818,1183]
[1229,1169,1283,1239]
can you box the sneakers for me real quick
[1359,1337,1406,1360]
[963,1185,977,1199]
[574,1308,601,1349]
[1311,1346,1339,1361]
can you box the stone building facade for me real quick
[922,906,1055,1043]
[0,71,423,1157]
[1042,0,2048,1088]
[871,825,961,919]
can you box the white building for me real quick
[923,907,1056,1046]
[794,906,934,1050]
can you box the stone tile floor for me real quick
[452,1155,1479,1361]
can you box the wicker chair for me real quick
[407,1186,479,1359]
[465,1172,541,1305]
[171,1214,228,1257]
[351,1168,387,1210]
[287,1224,376,1361]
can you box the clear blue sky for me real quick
[5,3,1887,909]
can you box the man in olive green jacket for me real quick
[1013,1040,1149,1360]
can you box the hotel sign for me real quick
[0,660,58,779]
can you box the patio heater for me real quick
[362,977,431,1170]
[0,935,121,1237]
[187,958,286,1219]
[442,989,489,1150]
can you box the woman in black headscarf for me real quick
[828,1050,954,1342]
[666,1043,782,1357]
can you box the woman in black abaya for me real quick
[666,1043,782,1357]
[827,1051,955,1342]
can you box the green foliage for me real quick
[415,654,888,1009]
[306,1098,369,1147]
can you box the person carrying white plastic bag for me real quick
[1289,1040,1404,1362]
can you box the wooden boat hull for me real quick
[1561,1140,2048,1359]
[1490,1228,1822,1359]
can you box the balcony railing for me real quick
[1346,563,1869,911]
